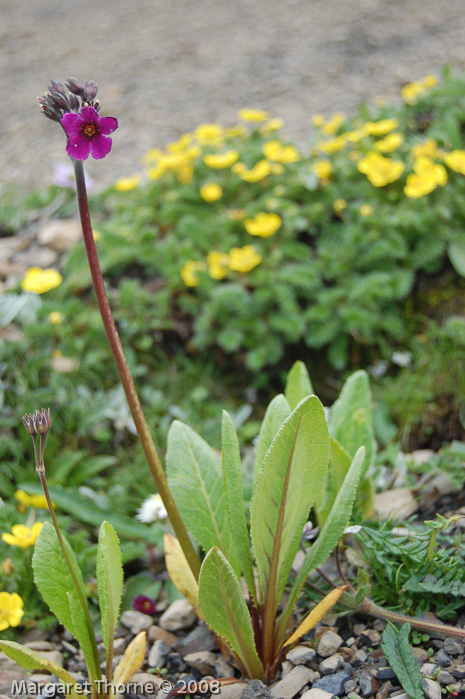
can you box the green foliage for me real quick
[97,522,123,659]
[381,623,425,699]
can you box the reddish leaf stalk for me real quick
[72,160,200,580]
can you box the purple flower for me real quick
[62,106,118,161]
[132,595,156,616]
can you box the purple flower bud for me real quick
[83,80,98,102]
[65,77,84,96]
[33,407,52,435]
[48,79,66,96]
[69,94,80,111]
[22,414,36,435]
[49,89,69,110]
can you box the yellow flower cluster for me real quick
[180,260,206,287]
[373,133,404,153]
[313,160,332,181]
[180,244,262,286]
[0,592,24,631]
[145,136,201,183]
[21,268,63,294]
[444,150,465,175]
[357,152,405,187]
[232,160,272,182]
[262,140,300,164]
[315,117,399,154]
[204,150,239,169]
[239,108,269,122]
[401,74,438,104]
[15,490,50,509]
[228,245,262,272]
[114,174,141,192]
[404,156,447,198]
[200,183,223,202]
[2,522,43,549]
[244,212,282,238]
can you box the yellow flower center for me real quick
[84,124,96,137]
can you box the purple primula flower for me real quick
[132,594,156,616]
[62,106,118,161]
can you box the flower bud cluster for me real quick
[38,78,100,124]
[22,408,52,436]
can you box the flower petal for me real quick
[90,134,112,160]
[66,135,91,161]
[62,112,83,136]
[98,116,118,135]
[80,105,99,122]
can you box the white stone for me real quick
[120,609,153,633]
[37,219,82,253]
[217,683,247,698]
[184,650,217,674]
[270,665,314,698]
[301,690,335,699]
[317,630,343,658]
[286,644,316,665]
[422,678,442,699]
[319,653,343,675]
[159,598,196,631]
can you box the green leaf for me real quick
[284,361,314,410]
[68,592,100,682]
[97,522,124,662]
[381,623,425,699]
[198,547,264,679]
[330,370,376,474]
[250,396,329,609]
[253,394,291,482]
[0,641,81,699]
[314,437,352,528]
[166,420,229,554]
[221,411,256,600]
[448,241,465,277]
[20,482,161,545]
[278,446,365,639]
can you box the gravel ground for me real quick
[2,0,465,192]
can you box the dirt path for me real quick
[2,0,465,191]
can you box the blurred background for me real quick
[2,0,465,190]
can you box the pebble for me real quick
[24,642,54,651]
[420,662,437,676]
[269,666,314,698]
[286,645,316,665]
[130,673,163,692]
[313,671,352,696]
[148,640,169,668]
[242,680,272,698]
[318,631,344,658]
[159,599,196,631]
[436,669,454,684]
[357,671,379,697]
[453,665,465,679]
[301,689,336,699]
[377,667,395,680]
[351,649,368,667]
[37,219,82,253]
[433,648,451,667]
[120,610,153,634]
[359,629,381,647]
[422,678,442,699]
[172,622,216,656]
[319,653,344,675]
[217,683,248,698]
[411,647,429,663]
[147,624,178,646]
[443,637,464,655]
[343,679,357,693]
[183,650,217,675]
[215,656,235,678]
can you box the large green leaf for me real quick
[284,361,314,410]
[253,394,291,482]
[68,593,100,682]
[314,437,352,528]
[97,522,124,661]
[20,482,161,545]
[277,446,365,640]
[198,547,264,679]
[0,641,81,699]
[329,370,376,474]
[250,396,329,609]
[448,241,465,277]
[381,624,425,699]
[166,420,229,554]
[221,411,255,599]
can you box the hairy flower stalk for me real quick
[39,78,200,579]
[22,410,102,699]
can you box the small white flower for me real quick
[344,525,362,535]
[391,351,412,367]
[136,494,168,523]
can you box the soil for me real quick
[2,0,465,191]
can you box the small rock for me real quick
[420,662,437,676]
[443,637,464,656]
[242,680,272,698]
[376,680,393,699]
[351,649,368,667]
[148,640,169,668]
[217,683,247,698]
[282,660,294,676]
[172,622,216,656]
[422,678,441,699]
[301,689,336,699]
[372,620,386,632]
[130,673,163,693]
[377,667,395,680]
[359,629,382,647]
[147,624,178,647]
[14,246,59,268]
[120,610,153,634]
[358,670,379,697]
[37,219,82,253]
[433,648,451,667]
[453,665,465,679]
[24,642,54,651]
[373,487,418,521]
[34,651,63,668]
[270,666,314,698]
[313,671,352,696]
[286,645,316,665]
[408,449,435,466]
[319,654,344,675]
[183,650,217,675]
[113,637,126,655]
[436,670,454,684]
[411,647,429,663]
[352,624,366,636]
[344,679,357,692]
[50,355,79,373]
[159,599,196,631]
[215,655,235,678]
[318,631,344,658]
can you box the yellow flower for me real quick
[0,592,24,631]
[200,183,223,202]
[316,136,347,154]
[344,127,369,143]
[48,311,64,325]
[14,490,51,509]
[21,268,63,294]
[232,160,272,182]
[364,119,398,136]
[333,199,347,213]
[207,251,230,280]
[194,123,223,145]
[357,152,405,187]
[312,114,325,128]
[260,118,284,134]
[404,173,437,198]
[180,261,206,287]
[374,133,404,153]
[313,160,332,180]
[203,150,240,169]
[244,212,282,238]
[322,113,345,135]
[142,147,163,164]
[238,108,269,122]
[404,156,447,197]
[224,125,246,139]
[263,140,300,164]
[228,245,262,273]
[444,150,465,175]
[360,204,374,217]
[114,174,141,192]
[401,74,437,104]
[2,523,43,549]
[411,139,441,159]
[167,134,193,152]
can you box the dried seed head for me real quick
[22,408,52,436]
[22,414,36,435]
